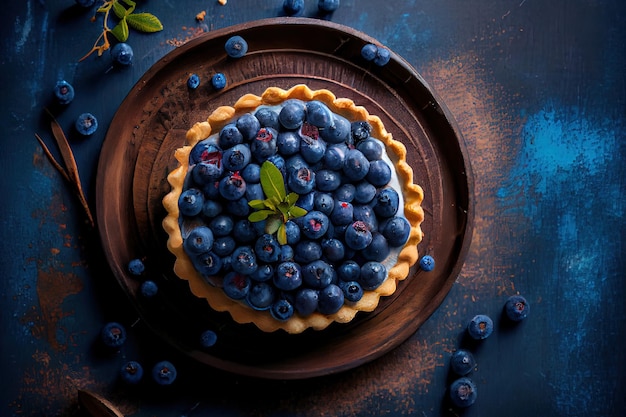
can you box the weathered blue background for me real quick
[1,0,624,416]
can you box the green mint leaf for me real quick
[288,206,307,218]
[248,209,274,223]
[265,216,282,234]
[286,192,299,206]
[248,199,267,210]
[260,161,286,202]
[112,1,128,18]
[126,13,164,33]
[120,0,136,13]
[110,18,129,42]
[277,224,287,245]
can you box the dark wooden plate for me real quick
[96,18,473,380]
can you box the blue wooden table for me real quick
[2,1,624,416]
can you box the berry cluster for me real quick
[179,99,411,321]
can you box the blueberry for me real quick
[219,172,247,200]
[241,163,261,183]
[366,160,392,187]
[209,215,234,237]
[277,131,301,156]
[254,107,281,130]
[178,188,204,216]
[354,181,377,204]
[373,46,391,66]
[450,349,476,376]
[419,255,435,271]
[183,226,214,254]
[302,260,334,289]
[271,298,294,321]
[200,329,218,348]
[362,232,390,262]
[301,211,330,239]
[190,140,222,165]
[283,0,304,15]
[152,361,177,386]
[317,284,344,314]
[247,282,276,310]
[127,258,145,276]
[373,187,400,218]
[337,260,360,282]
[344,220,372,250]
[53,80,74,105]
[219,123,244,149]
[279,244,294,261]
[255,234,282,263]
[360,43,378,61]
[449,377,477,408]
[305,100,334,128]
[111,42,133,66]
[192,160,223,185]
[100,322,127,348]
[353,204,378,232]
[75,112,98,136]
[191,251,222,276]
[274,261,302,291]
[140,280,158,298]
[187,73,200,89]
[318,0,340,13]
[212,236,236,257]
[251,127,278,162]
[467,314,494,340]
[284,220,301,245]
[233,219,257,243]
[295,288,319,316]
[351,121,372,143]
[288,167,315,194]
[315,169,342,192]
[224,35,248,58]
[356,138,383,160]
[278,100,306,130]
[320,114,351,144]
[321,238,345,262]
[230,246,257,275]
[202,199,223,218]
[211,72,227,89]
[223,271,251,299]
[222,143,251,171]
[313,192,335,215]
[323,144,347,170]
[382,216,411,247]
[120,361,143,384]
[343,149,370,181]
[504,295,530,322]
[245,183,264,202]
[330,201,353,226]
[359,261,387,290]
[340,280,363,303]
[233,113,259,140]
[299,129,326,163]
[251,264,274,282]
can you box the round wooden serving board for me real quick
[96,18,473,380]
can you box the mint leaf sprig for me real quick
[80,0,163,61]
[248,161,307,245]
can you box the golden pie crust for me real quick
[163,85,424,334]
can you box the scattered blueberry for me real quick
[212,72,227,90]
[200,329,218,348]
[450,349,476,376]
[152,360,177,386]
[283,0,304,15]
[449,377,477,408]
[127,258,145,276]
[419,255,435,271]
[504,294,530,322]
[360,43,378,61]
[467,314,494,340]
[53,80,74,105]
[373,46,391,66]
[111,42,133,66]
[75,113,98,136]
[120,360,143,384]
[187,73,200,89]
[318,0,340,13]
[224,35,248,58]
[100,322,127,348]
[140,280,158,298]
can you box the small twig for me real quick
[35,133,70,183]
[38,109,96,228]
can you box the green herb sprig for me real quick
[248,161,307,245]
[80,0,163,61]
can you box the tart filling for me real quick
[163,85,424,334]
